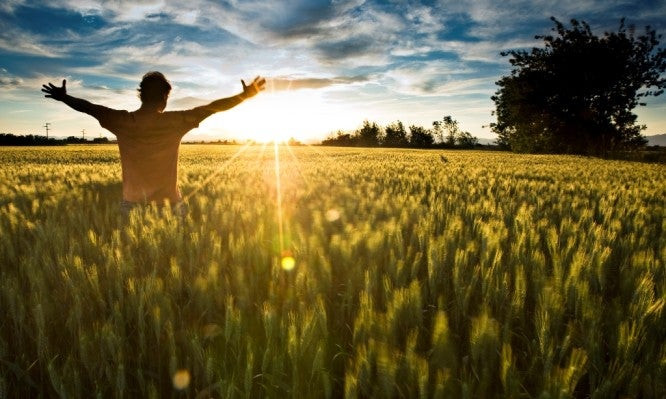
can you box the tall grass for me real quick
[0,145,664,398]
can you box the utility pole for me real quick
[43,122,50,138]
[81,129,85,140]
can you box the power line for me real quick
[43,122,50,138]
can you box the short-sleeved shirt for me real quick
[96,108,201,203]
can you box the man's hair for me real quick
[138,71,171,104]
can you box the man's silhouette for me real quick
[42,72,265,214]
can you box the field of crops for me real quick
[0,144,664,398]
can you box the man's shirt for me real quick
[96,108,201,203]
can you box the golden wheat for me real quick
[0,144,664,398]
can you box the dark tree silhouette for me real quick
[442,116,458,147]
[383,121,409,147]
[408,125,434,147]
[432,116,478,148]
[357,120,382,146]
[0,133,64,146]
[491,17,666,155]
[66,136,89,143]
[456,131,479,148]
[321,130,357,146]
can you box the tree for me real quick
[432,115,460,148]
[432,115,478,148]
[357,120,381,147]
[383,121,409,147]
[456,131,479,148]
[431,120,444,144]
[66,136,87,143]
[491,17,666,155]
[408,125,434,147]
[321,130,356,146]
[441,116,458,147]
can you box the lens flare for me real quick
[172,369,191,390]
[281,256,295,271]
[325,208,340,222]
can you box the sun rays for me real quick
[184,140,317,271]
[273,141,286,260]
[181,142,253,202]
[183,78,362,271]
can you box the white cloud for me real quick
[0,28,60,57]
[380,59,491,97]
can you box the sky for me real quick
[1,0,665,143]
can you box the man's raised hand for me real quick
[42,79,67,101]
[241,76,266,99]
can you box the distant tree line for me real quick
[63,136,110,144]
[182,139,239,145]
[0,133,110,146]
[321,116,480,148]
[0,133,64,146]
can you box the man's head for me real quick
[138,71,171,111]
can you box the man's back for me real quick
[98,109,200,203]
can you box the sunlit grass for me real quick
[0,145,664,397]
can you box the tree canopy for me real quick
[384,121,409,147]
[491,17,666,155]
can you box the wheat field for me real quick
[0,144,664,398]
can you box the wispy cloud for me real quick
[0,68,23,88]
[268,75,369,91]
[0,28,59,57]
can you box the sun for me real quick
[243,90,328,143]
[202,87,358,143]
[239,92,307,142]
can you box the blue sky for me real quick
[1,0,665,142]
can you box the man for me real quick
[42,72,265,215]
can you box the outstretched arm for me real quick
[190,76,266,122]
[42,79,109,120]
